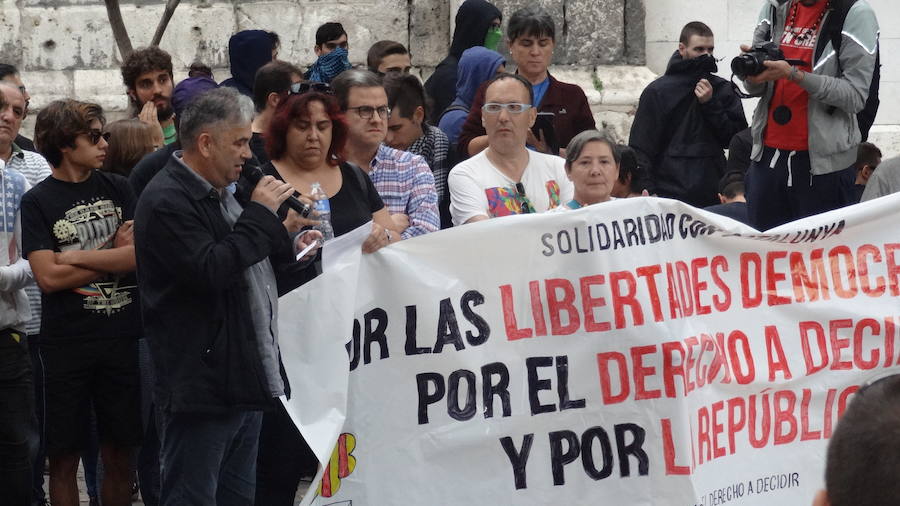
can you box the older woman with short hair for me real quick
[557,130,620,210]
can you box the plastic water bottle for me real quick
[309,182,334,242]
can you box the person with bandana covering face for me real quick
[740,0,879,231]
[305,22,352,84]
[425,0,503,124]
[628,21,747,208]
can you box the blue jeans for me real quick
[158,410,262,506]
[0,330,37,506]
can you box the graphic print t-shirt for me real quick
[21,170,140,341]
[764,1,828,151]
[448,149,573,226]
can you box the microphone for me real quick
[243,165,313,218]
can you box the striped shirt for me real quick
[7,145,51,335]
[368,145,439,239]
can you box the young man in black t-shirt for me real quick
[22,99,141,506]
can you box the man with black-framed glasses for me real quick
[21,99,141,506]
[449,73,571,226]
[332,69,439,239]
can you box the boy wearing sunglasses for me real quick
[21,99,142,506]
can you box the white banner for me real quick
[282,196,900,505]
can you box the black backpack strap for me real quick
[343,160,369,193]
[817,0,857,65]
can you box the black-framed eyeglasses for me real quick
[347,105,391,120]
[514,182,535,214]
[290,81,333,95]
[87,129,111,145]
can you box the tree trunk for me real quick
[104,0,133,58]
[151,0,183,46]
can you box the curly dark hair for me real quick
[120,46,174,91]
[34,99,106,167]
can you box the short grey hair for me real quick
[178,87,254,149]
[330,68,384,110]
[564,130,620,171]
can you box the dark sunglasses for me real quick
[514,182,535,214]
[290,81,333,95]
[87,129,111,145]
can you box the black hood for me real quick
[665,50,719,78]
[449,0,503,58]
[224,30,274,95]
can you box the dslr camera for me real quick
[731,42,786,79]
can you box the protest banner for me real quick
[280,196,900,505]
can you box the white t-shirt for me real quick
[449,149,573,225]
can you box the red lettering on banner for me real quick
[748,393,771,448]
[887,244,900,296]
[766,251,792,306]
[710,256,731,312]
[764,325,792,381]
[676,261,694,316]
[800,389,821,441]
[726,397,746,454]
[886,317,897,367]
[800,321,828,375]
[528,280,547,337]
[611,271,644,329]
[684,337,699,393]
[740,253,762,308]
[823,388,837,439]
[790,249,830,302]
[546,279,580,335]
[773,390,797,444]
[662,341,687,398]
[727,331,755,385]
[631,345,661,400]
[636,265,665,322]
[500,284,532,340]
[857,244,886,297]
[660,418,691,475]
[597,352,629,404]
[666,263,683,319]
[579,275,611,332]
[710,400,726,458]
[854,318,880,369]
[697,406,711,464]
[691,257,712,315]
[829,246,858,298]
[829,319,853,370]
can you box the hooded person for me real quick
[220,30,278,97]
[628,21,747,208]
[424,0,502,124]
[437,46,505,146]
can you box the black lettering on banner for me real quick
[581,427,614,480]
[347,319,361,371]
[526,356,556,415]
[461,290,490,346]
[500,434,535,490]
[447,369,477,421]
[404,305,430,355]
[481,362,511,419]
[615,423,650,476]
[416,373,445,424]
[556,355,586,411]
[434,298,465,354]
[549,430,580,486]
[541,233,555,256]
[364,308,389,364]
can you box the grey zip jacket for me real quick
[743,0,879,175]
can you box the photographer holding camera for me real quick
[739,0,878,230]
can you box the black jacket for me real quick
[629,52,747,207]
[424,0,502,123]
[134,155,308,413]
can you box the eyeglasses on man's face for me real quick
[346,105,391,120]
[87,129,111,145]
[482,102,532,115]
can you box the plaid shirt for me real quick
[408,124,450,203]
[369,145,439,239]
